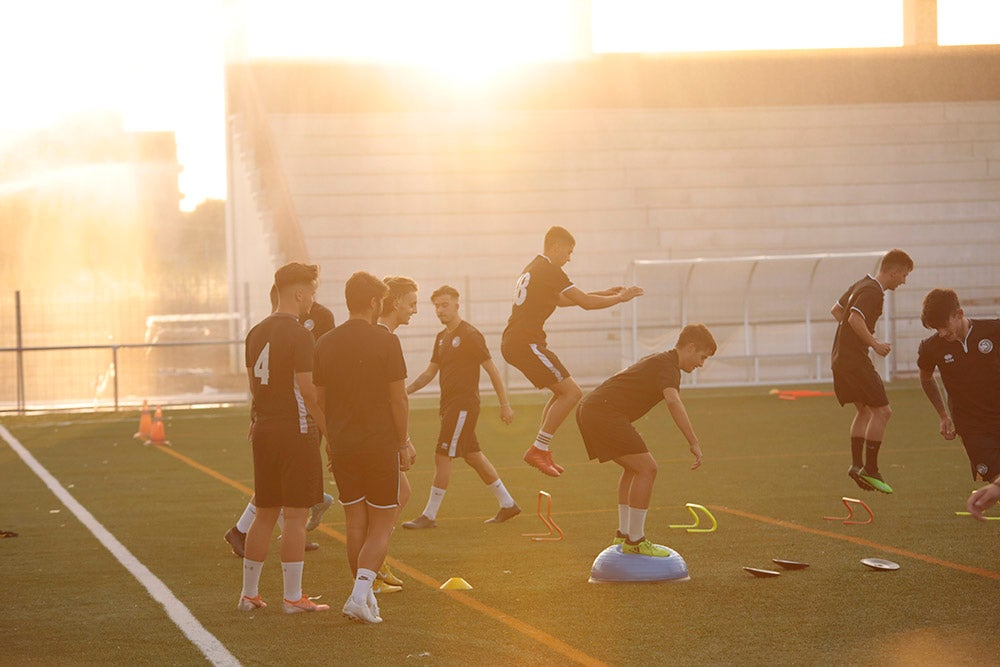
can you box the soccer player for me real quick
[502,226,643,477]
[830,248,913,494]
[576,324,715,556]
[402,285,519,529]
[237,262,329,614]
[224,288,336,557]
[916,288,1000,483]
[367,275,419,593]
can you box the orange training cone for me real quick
[133,400,152,440]
[145,406,171,446]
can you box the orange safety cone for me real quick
[145,405,171,446]
[133,400,153,441]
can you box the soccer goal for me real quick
[623,251,889,387]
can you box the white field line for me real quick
[0,423,241,667]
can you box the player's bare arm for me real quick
[662,387,702,470]
[389,379,414,470]
[831,302,845,322]
[406,362,439,395]
[482,358,514,424]
[918,367,956,439]
[558,285,644,310]
[296,371,327,438]
[847,310,890,356]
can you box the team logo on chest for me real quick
[303,319,315,331]
[979,339,994,354]
[944,353,954,364]
[451,336,461,348]
[977,463,989,477]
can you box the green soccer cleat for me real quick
[859,468,893,494]
[848,465,875,492]
[622,538,673,558]
[611,531,626,547]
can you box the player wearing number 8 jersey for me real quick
[501,226,644,477]
[238,262,329,614]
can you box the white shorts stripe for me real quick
[529,343,564,383]
[447,410,469,457]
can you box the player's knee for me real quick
[875,404,892,422]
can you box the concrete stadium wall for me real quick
[227,53,1000,389]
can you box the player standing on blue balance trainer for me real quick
[576,324,716,557]
[831,248,913,494]
[917,288,1000,483]
[403,285,519,529]
[502,225,643,478]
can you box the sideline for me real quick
[0,424,241,667]
[707,504,1000,581]
[155,444,608,667]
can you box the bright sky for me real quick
[1,0,998,211]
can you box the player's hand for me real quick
[499,404,514,425]
[620,285,644,302]
[399,442,416,471]
[940,416,956,440]
[689,442,703,470]
[967,483,1000,521]
[872,341,891,357]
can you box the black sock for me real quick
[864,440,882,472]
[851,437,865,468]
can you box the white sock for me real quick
[352,568,376,604]
[241,559,264,598]
[422,486,446,520]
[618,504,630,536]
[532,430,553,451]
[490,479,515,508]
[627,507,648,543]
[281,561,304,602]
[236,503,256,533]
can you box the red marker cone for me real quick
[133,400,152,440]
[145,405,171,446]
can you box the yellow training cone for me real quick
[439,577,472,591]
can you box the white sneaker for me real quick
[306,494,334,531]
[342,597,382,624]
[366,593,382,622]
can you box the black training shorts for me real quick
[251,419,323,509]
[328,445,400,509]
[501,339,570,389]
[832,360,889,408]
[576,398,648,463]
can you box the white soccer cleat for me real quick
[342,597,382,624]
[237,595,266,611]
[306,494,334,531]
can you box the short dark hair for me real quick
[544,226,575,249]
[431,285,460,301]
[881,249,914,272]
[274,262,318,290]
[345,271,388,314]
[921,288,961,329]
[676,324,717,354]
[381,276,418,315]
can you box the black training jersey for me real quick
[302,302,335,341]
[431,320,491,410]
[831,275,884,369]
[917,319,1000,436]
[313,319,407,451]
[502,254,574,344]
[245,313,315,433]
[586,349,682,423]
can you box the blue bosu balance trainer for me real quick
[588,544,690,583]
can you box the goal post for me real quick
[623,251,889,387]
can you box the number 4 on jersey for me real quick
[253,343,270,385]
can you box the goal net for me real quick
[623,251,888,387]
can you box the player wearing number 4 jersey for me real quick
[501,226,643,477]
[238,262,329,614]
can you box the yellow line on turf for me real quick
[154,444,607,667]
[707,504,1000,581]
